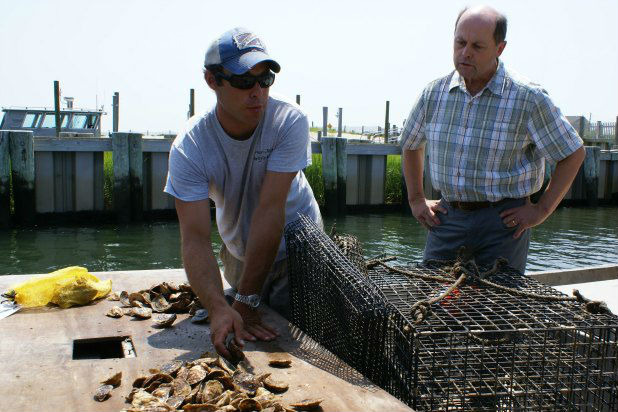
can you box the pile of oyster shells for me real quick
[113,350,322,411]
[105,282,209,328]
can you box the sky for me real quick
[1,0,617,134]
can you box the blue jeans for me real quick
[423,198,530,274]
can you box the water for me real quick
[1,207,616,276]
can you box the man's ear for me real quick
[205,70,218,91]
[496,41,506,57]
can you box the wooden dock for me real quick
[0,269,412,412]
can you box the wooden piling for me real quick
[615,115,618,147]
[112,92,120,133]
[8,131,35,225]
[128,133,144,221]
[189,89,195,118]
[321,137,338,216]
[296,95,300,105]
[335,138,347,214]
[322,107,328,138]
[0,131,10,228]
[112,132,130,222]
[337,108,342,137]
[584,146,600,206]
[54,81,61,137]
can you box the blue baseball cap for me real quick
[204,27,280,75]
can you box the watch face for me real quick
[247,295,260,308]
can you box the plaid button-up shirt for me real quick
[401,61,583,202]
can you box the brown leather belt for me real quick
[448,198,515,211]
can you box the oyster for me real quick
[166,395,184,409]
[133,376,148,388]
[191,309,209,324]
[182,404,218,412]
[151,295,172,313]
[107,292,120,301]
[130,307,153,319]
[160,360,184,376]
[225,339,245,364]
[129,292,146,307]
[152,384,172,399]
[238,398,263,412]
[233,372,260,394]
[289,398,324,410]
[119,291,131,307]
[172,378,192,398]
[267,354,292,368]
[186,365,208,385]
[153,313,177,328]
[101,371,122,387]
[201,380,224,402]
[105,306,124,318]
[94,384,113,402]
[263,376,288,393]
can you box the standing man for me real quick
[165,28,321,358]
[401,6,585,274]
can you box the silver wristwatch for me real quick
[234,292,260,308]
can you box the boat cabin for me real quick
[0,106,105,137]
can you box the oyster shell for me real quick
[129,292,146,307]
[172,378,192,398]
[166,395,184,409]
[225,339,245,364]
[151,295,172,313]
[152,384,172,399]
[267,354,292,368]
[130,307,153,319]
[153,313,177,328]
[182,403,218,412]
[101,371,122,387]
[289,398,324,410]
[160,360,184,376]
[119,291,131,307]
[133,376,148,388]
[106,306,124,318]
[238,398,263,412]
[186,365,208,385]
[191,309,209,324]
[263,376,288,393]
[94,384,113,402]
[107,292,120,301]
[201,379,224,402]
[233,372,260,394]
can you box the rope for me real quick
[372,256,612,325]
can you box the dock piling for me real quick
[337,108,342,137]
[321,137,347,216]
[335,138,347,214]
[322,107,328,138]
[112,133,130,222]
[0,131,11,228]
[384,101,390,144]
[189,89,195,118]
[584,146,600,206]
[54,81,61,138]
[8,131,35,225]
[112,92,120,133]
[128,133,144,221]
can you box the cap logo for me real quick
[233,32,265,51]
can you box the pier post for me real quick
[321,137,338,216]
[583,146,600,207]
[335,138,347,214]
[322,107,328,138]
[337,108,343,137]
[8,131,35,225]
[615,115,617,147]
[54,81,61,137]
[112,92,120,133]
[128,133,144,221]
[189,89,195,118]
[0,131,10,228]
[112,132,130,222]
[296,95,300,105]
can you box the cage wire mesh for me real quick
[284,215,618,411]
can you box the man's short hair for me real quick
[205,64,225,86]
[455,7,507,44]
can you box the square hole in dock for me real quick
[72,336,136,360]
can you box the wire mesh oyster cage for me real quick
[284,215,618,411]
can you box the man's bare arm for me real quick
[175,198,253,358]
[500,146,586,238]
[403,147,446,229]
[232,170,297,340]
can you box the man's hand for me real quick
[409,198,447,229]
[232,301,279,341]
[500,198,550,239]
[209,304,255,359]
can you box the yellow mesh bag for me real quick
[9,266,112,308]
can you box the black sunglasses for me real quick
[216,71,275,90]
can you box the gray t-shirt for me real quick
[164,94,320,262]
